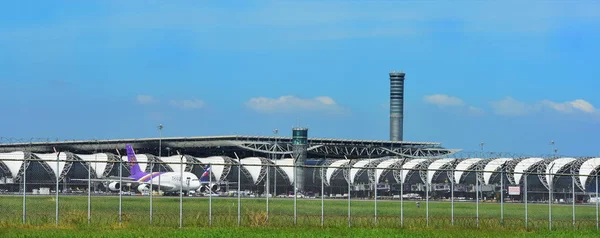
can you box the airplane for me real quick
[75,144,201,195]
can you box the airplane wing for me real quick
[70,178,137,183]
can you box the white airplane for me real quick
[76,144,201,194]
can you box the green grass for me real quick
[0,195,598,237]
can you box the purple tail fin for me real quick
[125,144,145,178]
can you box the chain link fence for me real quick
[0,154,599,231]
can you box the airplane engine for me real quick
[210,184,220,192]
[137,184,150,193]
[108,182,120,191]
[199,183,220,193]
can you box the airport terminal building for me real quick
[1,71,599,202]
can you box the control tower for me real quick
[292,127,308,192]
[389,71,405,141]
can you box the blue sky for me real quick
[1,1,599,156]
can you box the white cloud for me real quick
[136,95,157,104]
[169,99,205,110]
[541,99,596,114]
[424,94,465,107]
[424,94,484,116]
[490,97,536,116]
[245,95,343,113]
[491,97,597,116]
[467,106,485,116]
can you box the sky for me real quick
[1,1,600,156]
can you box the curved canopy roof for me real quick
[0,152,26,178]
[513,158,544,184]
[427,159,453,184]
[350,159,376,184]
[76,153,110,178]
[375,158,402,183]
[240,157,264,183]
[400,159,428,183]
[196,156,228,182]
[326,159,350,184]
[274,158,294,185]
[483,158,513,184]
[546,158,576,184]
[579,158,600,187]
[454,158,481,184]
[35,153,69,179]
[158,155,188,173]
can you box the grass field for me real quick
[0,195,599,237]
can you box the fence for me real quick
[0,155,599,231]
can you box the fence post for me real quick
[266,163,269,224]
[293,157,297,226]
[572,170,575,230]
[22,156,27,225]
[374,164,378,226]
[524,173,528,230]
[549,169,553,231]
[119,156,122,225]
[476,173,479,229]
[501,166,504,226]
[451,163,455,226]
[596,174,598,231]
[150,158,153,225]
[179,155,183,229]
[237,155,241,226]
[321,165,324,227]
[400,166,403,227]
[55,151,60,226]
[348,163,351,228]
[209,163,212,226]
[426,170,429,227]
[88,156,92,225]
